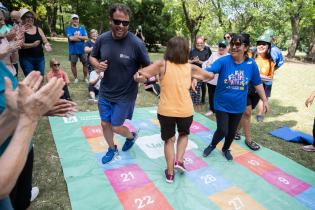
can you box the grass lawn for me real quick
[30,40,315,209]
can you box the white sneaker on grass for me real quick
[74,78,79,83]
[30,186,39,202]
[302,145,315,152]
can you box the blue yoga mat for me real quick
[270,126,314,145]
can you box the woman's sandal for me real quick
[245,140,260,151]
[234,132,241,140]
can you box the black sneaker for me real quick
[223,150,233,161]
[203,145,216,157]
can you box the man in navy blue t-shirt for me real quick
[90,3,150,164]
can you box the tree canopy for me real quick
[3,0,315,59]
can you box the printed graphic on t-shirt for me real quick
[224,70,248,90]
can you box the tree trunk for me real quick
[60,5,65,35]
[287,16,300,58]
[308,36,315,62]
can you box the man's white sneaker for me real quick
[30,186,39,202]
[74,78,79,83]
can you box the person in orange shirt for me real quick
[134,37,214,183]
[255,35,275,122]
[237,35,274,150]
[47,58,71,100]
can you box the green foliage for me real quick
[132,0,176,51]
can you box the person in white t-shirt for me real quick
[88,69,103,104]
[202,40,229,116]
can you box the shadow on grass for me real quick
[267,99,298,118]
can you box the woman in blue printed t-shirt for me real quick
[203,34,269,161]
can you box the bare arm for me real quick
[90,56,108,72]
[0,109,18,146]
[0,116,37,198]
[84,46,93,53]
[305,91,315,108]
[135,60,164,83]
[78,35,88,41]
[69,35,80,42]
[0,76,64,198]
[191,64,214,81]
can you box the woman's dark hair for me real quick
[231,34,250,57]
[109,3,131,18]
[164,36,189,64]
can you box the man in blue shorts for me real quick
[90,3,150,164]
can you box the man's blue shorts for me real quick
[98,96,135,126]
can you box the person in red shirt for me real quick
[47,58,71,100]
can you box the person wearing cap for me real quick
[89,3,150,164]
[262,29,284,70]
[254,29,284,121]
[66,14,88,83]
[203,34,269,161]
[189,35,212,111]
[18,8,51,77]
[237,34,275,151]
[202,40,229,116]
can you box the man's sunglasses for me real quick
[112,19,129,26]
[53,63,60,66]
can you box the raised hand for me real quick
[17,77,65,121]
[4,71,42,113]
[45,99,78,117]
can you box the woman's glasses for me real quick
[24,15,34,19]
[53,63,60,67]
[257,41,268,46]
[224,36,231,40]
[112,19,129,26]
[230,42,243,48]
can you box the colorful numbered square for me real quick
[195,131,214,144]
[132,119,158,130]
[209,186,266,210]
[123,121,137,133]
[81,125,103,138]
[217,141,249,158]
[96,151,134,170]
[235,153,276,176]
[86,137,120,153]
[105,164,151,193]
[117,183,173,210]
[136,134,198,159]
[296,186,315,210]
[183,150,208,172]
[262,168,311,196]
[187,167,232,196]
[190,121,209,134]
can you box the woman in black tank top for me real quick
[18,8,51,76]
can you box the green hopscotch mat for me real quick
[49,107,315,210]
